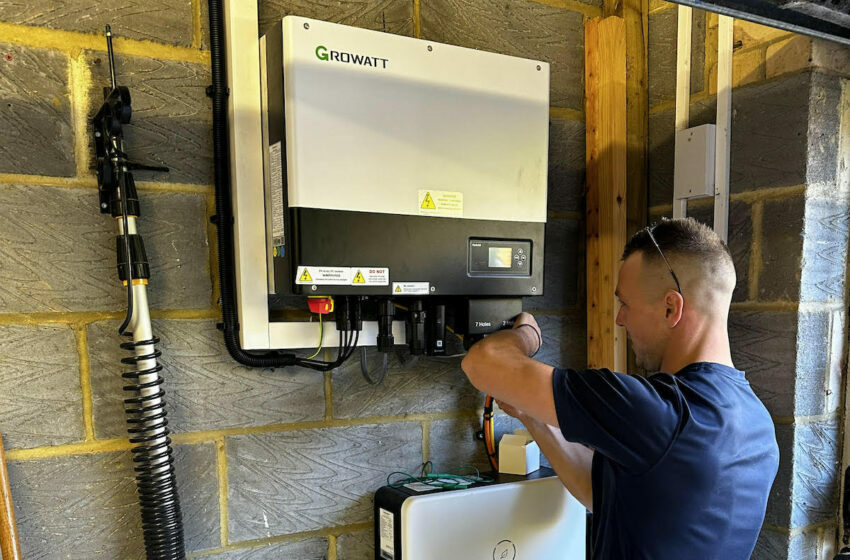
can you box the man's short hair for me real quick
[622,218,736,308]
[622,218,731,263]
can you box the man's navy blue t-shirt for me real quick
[552,362,779,559]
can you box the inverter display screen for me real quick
[488,247,512,268]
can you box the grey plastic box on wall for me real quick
[674,124,717,201]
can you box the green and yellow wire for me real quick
[306,313,324,359]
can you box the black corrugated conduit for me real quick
[207,0,355,371]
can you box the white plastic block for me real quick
[498,431,541,475]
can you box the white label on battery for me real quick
[269,142,285,247]
[379,508,395,559]
[295,266,353,285]
[418,189,463,217]
[392,282,430,295]
[351,267,389,286]
[403,482,440,493]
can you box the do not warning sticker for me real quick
[351,268,389,286]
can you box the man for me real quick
[462,218,779,559]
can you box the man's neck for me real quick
[660,317,734,374]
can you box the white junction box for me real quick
[674,124,716,201]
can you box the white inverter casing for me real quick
[374,473,587,560]
[279,16,549,221]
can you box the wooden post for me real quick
[586,17,628,372]
[603,0,648,239]
[610,0,650,375]
[625,0,648,374]
[0,435,22,560]
[624,0,648,239]
[673,5,693,220]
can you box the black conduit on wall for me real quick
[208,0,364,372]
[207,0,298,368]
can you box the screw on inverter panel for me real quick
[537,65,541,71]
[430,286,435,292]
[427,45,433,52]
[311,285,318,291]
[304,23,310,30]
[531,287,537,293]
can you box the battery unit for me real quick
[261,16,549,297]
[374,470,587,560]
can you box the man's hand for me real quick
[494,398,521,418]
[496,398,545,430]
[461,310,559,427]
[513,311,540,331]
[497,399,594,511]
[512,312,542,357]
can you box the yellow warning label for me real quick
[418,189,463,217]
[393,282,430,295]
[299,269,313,282]
[352,270,366,284]
[420,192,436,210]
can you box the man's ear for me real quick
[665,291,684,327]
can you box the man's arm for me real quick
[461,313,559,427]
[499,400,594,511]
[462,312,593,508]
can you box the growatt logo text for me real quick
[315,45,389,69]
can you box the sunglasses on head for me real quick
[644,226,682,295]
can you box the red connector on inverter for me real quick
[308,297,334,314]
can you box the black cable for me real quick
[116,148,134,336]
[297,327,361,371]
[208,0,351,372]
[209,0,302,368]
[360,347,389,385]
[339,329,359,363]
[345,330,360,360]
[98,26,185,558]
[295,329,340,367]
[482,396,498,471]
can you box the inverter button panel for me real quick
[468,238,532,277]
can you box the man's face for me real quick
[615,253,668,372]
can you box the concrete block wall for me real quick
[648,4,850,557]
[0,1,591,558]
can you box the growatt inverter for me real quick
[226,10,549,350]
[259,17,548,300]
